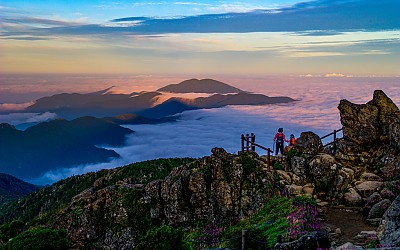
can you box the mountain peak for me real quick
[88,86,116,95]
[157,78,244,94]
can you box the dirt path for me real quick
[319,206,376,247]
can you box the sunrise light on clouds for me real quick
[1,0,399,76]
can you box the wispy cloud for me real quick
[2,0,399,37]
[0,102,34,111]
[0,112,56,125]
[4,16,86,26]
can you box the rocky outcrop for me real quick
[53,183,141,249]
[377,195,400,246]
[337,90,400,178]
[143,148,276,226]
[269,90,400,245]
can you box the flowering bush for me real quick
[195,219,224,247]
[286,200,320,240]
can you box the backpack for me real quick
[276,133,284,144]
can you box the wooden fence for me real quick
[240,128,343,163]
[240,133,273,168]
[321,128,343,154]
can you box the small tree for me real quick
[136,225,187,250]
[5,228,69,250]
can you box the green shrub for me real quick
[273,162,283,170]
[122,189,152,236]
[0,220,24,242]
[5,228,69,250]
[286,148,300,159]
[238,153,257,176]
[136,225,187,250]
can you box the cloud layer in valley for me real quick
[28,77,400,184]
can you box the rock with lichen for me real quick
[336,90,400,177]
[143,148,277,226]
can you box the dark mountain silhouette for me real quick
[138,99,196,119]
[0,117,133,180]
[157,78,245,93]
[139,93,295,118]
[24,79,295,120]
[26,91,161,120]
[0,173,38,206]
[190,92,295,108]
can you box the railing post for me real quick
[267,148,271,171]
[333,129,337,154]
[246,134,250,152]
[251,133,255,151]
[242,229,247,250]
[241,134,245,152]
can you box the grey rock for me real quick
[274,231,330,250]
[335,242,363,250]
[377,195,400,246]
[344,188,362,205]
[366,192,382,207]
[368,199,391,219]
[291,156,307,176]
[293,131,324,157]
[308,154,340,194]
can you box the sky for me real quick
[1,0,400,76]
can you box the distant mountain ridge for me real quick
[157,78,245,93]
[140,93,294,118]
[0,117,133,179]
[25,78,295,119]
[0,173,38,206]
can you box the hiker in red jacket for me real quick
[274,128,289,155]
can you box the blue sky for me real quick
[1,0,399,76]
[1,0,301,21]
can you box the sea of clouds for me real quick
[1,76,399,184]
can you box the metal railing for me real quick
[240,133,273,169]
[321,128,343,154]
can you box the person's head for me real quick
[278,128,283,132]
[290,134,294,138]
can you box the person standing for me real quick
[289,134,296,146]
[274,128,289,155]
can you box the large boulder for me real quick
[293,132,324,158]
[338,90,400,146]
[337,90,400,176]
[274,231,330,250]
[355,181,383,198]
[308,154,340,194]
[343,187,362,205]
[377,195,400,246]
[338,99,380,146]
[368,199,391,219]
[335,167,354,193]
